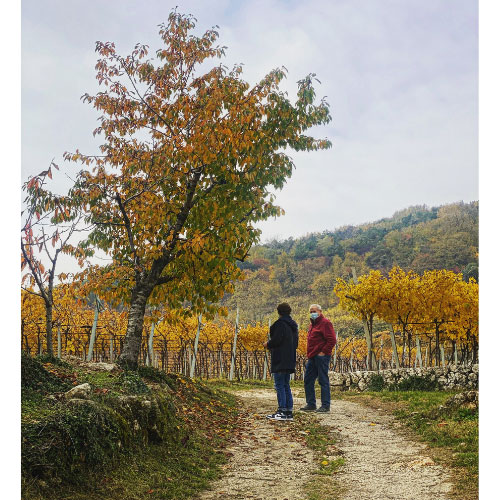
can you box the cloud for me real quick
[21,0,477,240]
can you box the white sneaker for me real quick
[266,411,288,420]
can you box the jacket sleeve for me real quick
[267,322,285,349]
[321,320,337,355]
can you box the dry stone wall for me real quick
[329,364,479,392]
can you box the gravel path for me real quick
[196,389,316,500]
[324,398,452,500]
[196,388,452,500]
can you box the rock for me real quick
[330,373,344,386]
[64,383,91,400]
[332,365,478,392]
[88,362,117,372]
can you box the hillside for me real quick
[222,201,478,324]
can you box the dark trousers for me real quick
[273,372,293,411]
[304,355,331,409]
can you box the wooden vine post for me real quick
[190,314,202,378]
[86,297,103,362]
[109,334,114,363]
[147,322,155,367]
[229,306,239,381]
[416,336,423,367]
[389,325,400,369]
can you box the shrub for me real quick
[366,374,385,391]
[389,374,439,391]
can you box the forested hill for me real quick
[223,201,478,323]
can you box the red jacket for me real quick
[307,315,336,358]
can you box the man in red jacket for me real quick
[300,304,336,413]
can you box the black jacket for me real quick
[267,315,299,373]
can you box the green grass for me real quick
[292,412,345,500]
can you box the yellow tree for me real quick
[21,290,45,354]
[335,270,386,370]
[442,278,478,363]
[378,267,421,367]
[68,12,332,369]
[414,269,465,365]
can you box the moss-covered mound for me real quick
[21,351,73,394]
[21,354,239,500]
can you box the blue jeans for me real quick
[273,372,293,411]
[304,355,331,409]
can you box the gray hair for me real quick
[309,303,322,311]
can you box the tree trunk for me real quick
[45,302,54,357]
[472,336,478,364]
[117,285,152,369]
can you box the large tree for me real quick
[69,12,332,368]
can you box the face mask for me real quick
[310,312,319,320]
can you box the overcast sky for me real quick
[21,0,478,242]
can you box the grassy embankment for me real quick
[21,354,241,500]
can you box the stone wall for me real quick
[329,364,479,392]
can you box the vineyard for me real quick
[21,266,478,379]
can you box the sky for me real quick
[21,0,478,242]
[8,2,500,493]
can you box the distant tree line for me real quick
[226,201,478,326]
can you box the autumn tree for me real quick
[377,267,421,366]
[334,270,387,369]
[68,12,332,369]
[414,269,465,365]
[21,166,84,356]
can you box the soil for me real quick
[196,388,452,500]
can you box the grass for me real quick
[22,357,242,500]
[333,389,478,500]
[291,412,346,500]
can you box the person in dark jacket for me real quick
[263,302,299,421]
[300,303,337,413]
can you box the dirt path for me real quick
[196,389,316,500]
[196,389,452,500]
[325,398,452,500]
